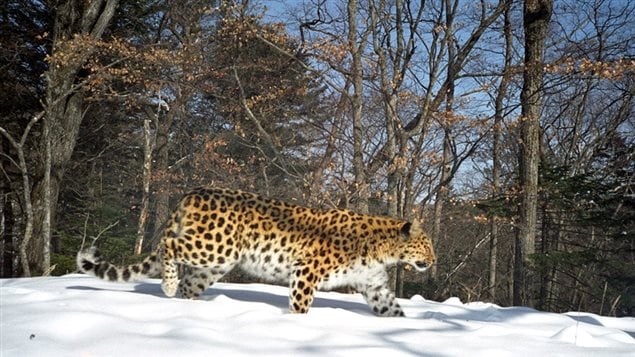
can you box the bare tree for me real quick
[489,3,514,302]
[347,0,371,213]
[430,0,459,280]
[515,0,552,306]
[134,107,159,255]
[289,0,510,296]
[25,0,119,275]
[0,114,43,276]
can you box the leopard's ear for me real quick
[402,218,425,239]
[400,222,412,240]
[411,218,424,236]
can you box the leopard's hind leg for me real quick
[161,238,179,297]
[178,266,228,299]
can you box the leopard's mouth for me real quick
[413,261,429,271]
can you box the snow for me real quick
[1,275,634,357]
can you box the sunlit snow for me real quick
[1,275,633,356]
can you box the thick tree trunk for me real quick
[514,0,552,306]
[31,57,86,275]
[150,109,175,247]
[28,0,119,275]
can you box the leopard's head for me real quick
[398,220,436,272]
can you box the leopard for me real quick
[77,187,436,317]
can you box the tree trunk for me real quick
[0,184,18,278]
[488,217,499,302]
[514,0,552,306]
[150,107,177,247]
[27,0,119,275]
[347,0,368,214]
[1,113,44,276]
[41,117,52,274]
[430,130,451,281]
[489,4,513,302]
[538,204,549,310]
[431,0,457,280]
[134,117,156,255]
[369,0,405,294]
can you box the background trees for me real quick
[1,0,632,316]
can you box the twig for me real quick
[609,295,621,317]
[91,220,120,246]
[444,233,490,282]
[42,264,57,277]
[80,213,90,251]
[231,66,298,179]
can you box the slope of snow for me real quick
[1,275,633,356]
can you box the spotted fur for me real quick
[77,187,436,316]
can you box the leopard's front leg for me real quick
[358,268,405,317]
[361,286,405,317]
[289,260,322,314]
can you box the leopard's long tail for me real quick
[77,247,161,282]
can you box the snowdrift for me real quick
[1,275,633,356]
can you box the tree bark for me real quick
[347,0,369,214]
[1,113,44,276]
[41,116,52,274]
[134,116,156,255]
[0,184,7,277]
[28,0,119,275]
[3,202,18,277]
[150,105,178,247]
[514,0,552,306]
[1,160,20,277]
[489,4,513,302]
[430,0,458,281]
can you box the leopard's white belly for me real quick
[238,250,294,283]
[318,262,388,291]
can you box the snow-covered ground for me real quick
[1,275,633,356]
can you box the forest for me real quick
[1,0,633,317]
